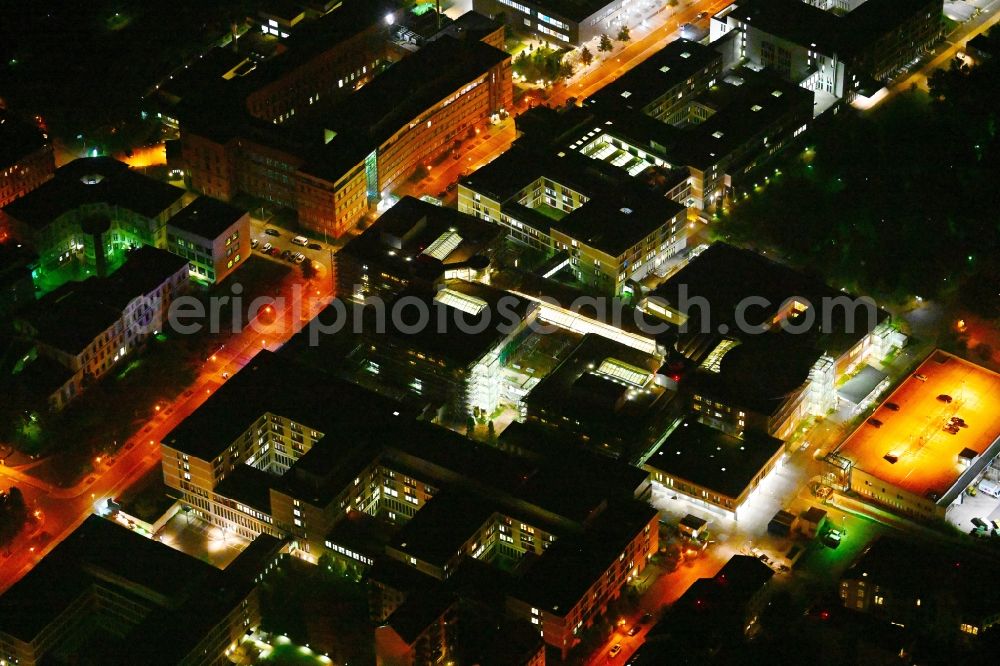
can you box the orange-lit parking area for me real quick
[836,350,1000,519]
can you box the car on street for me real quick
[823,528,843,549]
[609,644,622,658]
[251,239,259,249]
[264,228,280,236]
[308,242,322,250]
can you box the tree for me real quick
[599,34,613,53]
[617,25,630,42]
[580,46,593,67]
[301,258,317,280]
[465,416,475,438]
[487,420,496,444]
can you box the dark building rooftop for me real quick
[525,334,674,455]
[339,195,503,282]
[549,183,684,256]
[389,490,496,568]
[2,157,185,228]
[21,245,187,355]
[728,0,940,59]
[367,279,532,369]
[302,35,509,181]
[512,500,657,614]
[645,419,784,499]
[651,242,888,356]
[384,586,456,644]
[167,195,247,239]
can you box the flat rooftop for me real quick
[549,184,684,257]
[651,242,888,356]
[341,195,503,270]
[21,246,188,355]
[836,351,1000,500]
[728,0,938,59]
[167,195,247,239]
[2,157,185,229]
[367,279,532,368]
[0,111,48,169]
[646,419,784,500]
[163,350,410,461]
[585,39,722,114]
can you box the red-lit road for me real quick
[547,0,734,108]
[0,270,332,592]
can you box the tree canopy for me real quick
[716,47,1000,308]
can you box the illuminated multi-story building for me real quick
[0,157,187,276]
[0,110,55,210]
[352,279,536,418]
[161,351,656,658]
[644,419,786,520]
[0,516,284,666]
[642,242,898,441]
[474,0,635,46]
[335,195,504,302]
[458,138,687,296]
[14,246,189,408]
[182,32,512,239]
[840,537,1000,639]
[165,195,251,284]
[710,0,943,108]
[524,333,675,460]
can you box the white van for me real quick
[291,235,309,247]
[977,480,1000,498]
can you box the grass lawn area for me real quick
[257,642,331,666]
[534,203,567,221]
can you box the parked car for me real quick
[264,228,280,236]
[446,182,457,192]
[608,644,622,658]
[267,247,280,256]
[293,252,306,264]
[868,418,883,428]
[262,242,273,253]
[639,613,653,625]
[280,250,293,260]
[308,242,322,250]
[291,235,309,246]
[251,239,259,249]
[627,626,641,636]
[937,394,953,403]
[914,373,928,381]
[885,402,900,411]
